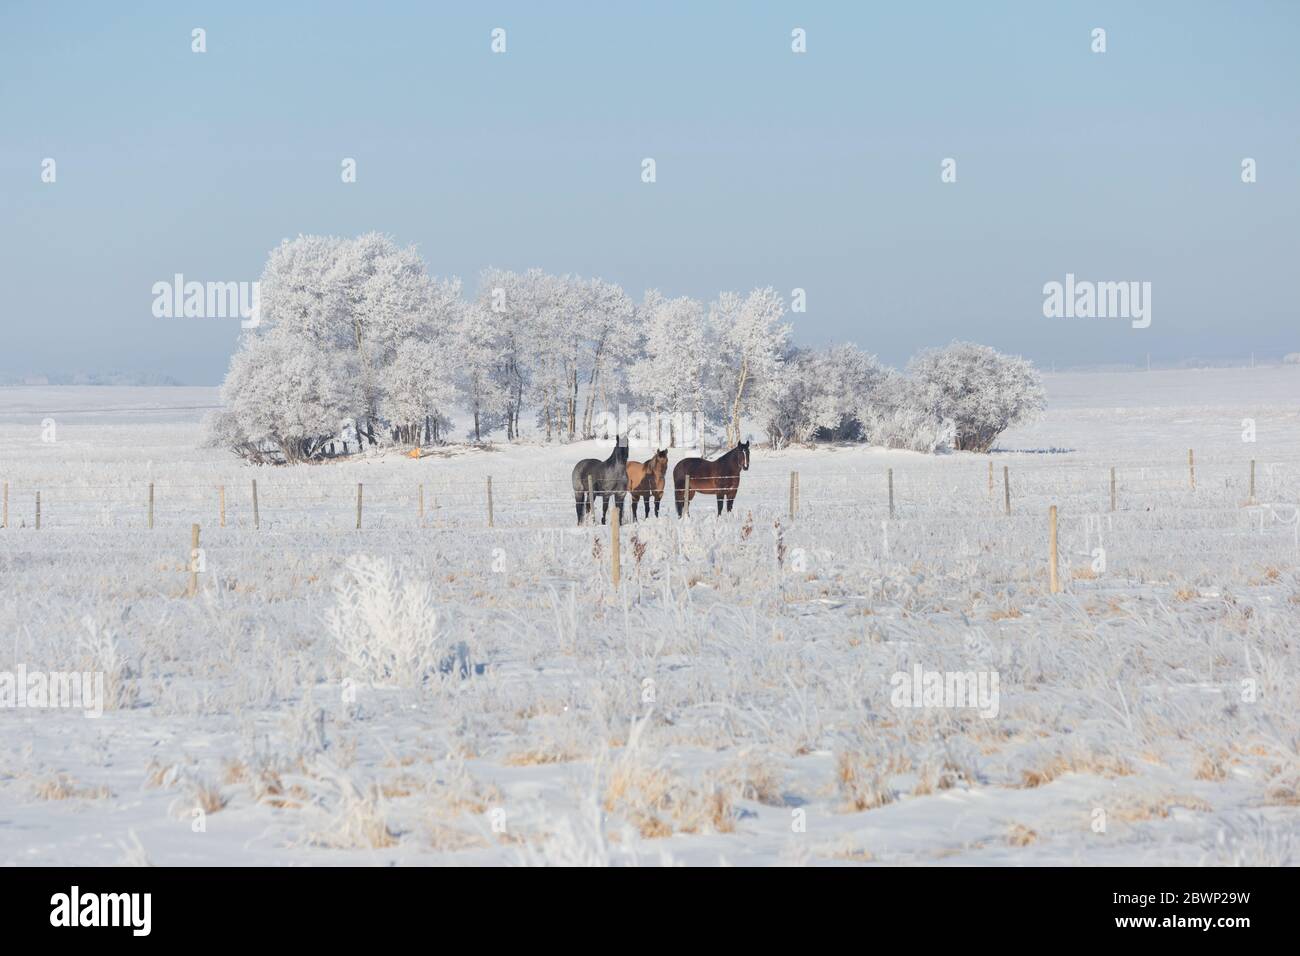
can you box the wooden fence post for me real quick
[1188,449,1195,490]
[356,482,363,529]
[684,475,690,517]
[35,491,41,530]
[148,482,154,530]
[888,468,895,519]
[418,483,425,524]
[789,471,797,520]
[219,484,226,528]
[611,499,621,582]
[487,476,494,528]
[189,523,200,597]
[1110,467,1116,513]
[586,475,594,525]
[252,479,260,530]
[988,459,993,497]
[1048,505,1059,594]
[1249,459,1256,502]
[1003,466,1011,516]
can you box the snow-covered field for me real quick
[2,368,1298,866]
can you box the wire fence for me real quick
[1,454,1296,556]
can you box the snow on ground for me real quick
[1,368,1298,866]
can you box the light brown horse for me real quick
[626,449,669,520]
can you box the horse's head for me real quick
[652,449,669,477]
[739,440,750,470]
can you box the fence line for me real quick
[1,456,1295,539]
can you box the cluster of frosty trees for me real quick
[205,233,1045,462]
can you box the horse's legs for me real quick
[614,492,625,522]
[575,492,585,525]
[629,493,639,522]
[600,493,609,525]
[716,494,724,516]
[726,493,735,513]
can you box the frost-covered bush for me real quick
[764,344,889,448]
[859,369,953,452]
[907,341,1045,452]
[1284,352,1300,365]
[763,342,1041,454]
[863,404,954,453]
[326,555,440,687]
[200,409,269,463]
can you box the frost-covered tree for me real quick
[522,271,576,442]
[907,341,1045,452]
[475,268,546,441]
[628,291,708,446]
[208,232,1047,462]
[327,232,444,443]
[381,273,463,444]
[453,303,508,442]
[472,269,634,443]
[216,331,356,463]
[382,339,457,445]
[709,287,790,445]
[762,348,820,449]
[571,277,635,440]
[255,234,349,348]
[210,233,461,460]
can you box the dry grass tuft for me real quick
[836,751,895,812]
[32,775,112,800]
[1020,748,1133,788]
[1107,792,1214,823]
[1006,823,1038,846]
[187,777,228,814]
[1193,748,1231,782]
[428,822,488,852]
[504,745,583,767]
[719,751,786,806]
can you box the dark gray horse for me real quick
[571,438,629,525]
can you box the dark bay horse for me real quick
[626,449,669,519]
[571,438,629,524]
[674,441,750,516]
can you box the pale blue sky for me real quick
[2,1,1297,383]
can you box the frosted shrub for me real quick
[326,555,440,687]
[863,405,953,453]
[77,614,138,711]
[857,368,954,453]
[908,341,1045,452]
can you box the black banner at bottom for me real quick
[0,866,1282,941]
